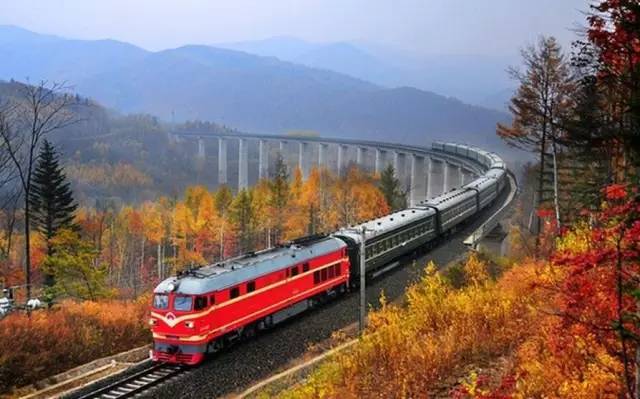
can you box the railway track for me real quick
[71,178,515,399]
[75,363,184,399]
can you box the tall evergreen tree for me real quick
[29,140,78,259]
[268,154,289,244]
[229,188,255,254]
[378,164,406,211]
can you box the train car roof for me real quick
[422,186,476,210]
[154,236,346,295]
[335,206,435,243]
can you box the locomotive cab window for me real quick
[153,294,169,309]
[230,286,240,299]
[174,295,193,311]
[194,296,207,310]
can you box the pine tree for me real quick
[268,154,289,243]
[378,164,406,211]
[29,140,78,258]
[229,189,255,254]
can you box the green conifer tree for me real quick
[378,164,406,211]
[29,140,78,264]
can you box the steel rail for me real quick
[74,363,184,399]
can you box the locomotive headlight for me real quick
[148,318,157,326]
[167,282,177,292]
[185,321,195,329]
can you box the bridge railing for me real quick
[463,170,519,248]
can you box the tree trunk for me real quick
[636,313,640,399]
[24,194,31,301]
[157,242,162,279]
[535,124,548,257]
[551,136,561,229]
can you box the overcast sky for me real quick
[0,0,588,56]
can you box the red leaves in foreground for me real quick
[551,184,640,395]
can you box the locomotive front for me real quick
[149,278,210,365]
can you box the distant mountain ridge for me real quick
[217,36,518,109]
[0,25,512,154]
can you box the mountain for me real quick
[0,25,147,86]
[0,26,512,154]
[218,37,518,109]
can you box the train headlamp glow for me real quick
[167,282,177,292]
[185,321,195,329]
[148,318,157,326]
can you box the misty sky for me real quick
[0,0,587,56]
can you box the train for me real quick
[148,142,508,365]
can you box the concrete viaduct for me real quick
[172,132,486,207]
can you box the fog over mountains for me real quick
[0,25,512,152]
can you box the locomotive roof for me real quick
[154,236,346,295]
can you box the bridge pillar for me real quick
[218,137,227,185]
[279,141,286,153]
[443,161,450,193]
[426,157,433,199]
[392,151,400,178]
[238,138,248,190]
[258,140,268,180]
[356,147,364,166]
[409,154,417,207]
[337,144,345,176]
[375,148,382,175]
[298,142,309,179]
[458,165,464,187]
[197,138,205,159]
[318,143,327,168]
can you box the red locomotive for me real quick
[150,235,349,364]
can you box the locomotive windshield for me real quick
[153,294,168,309]
[174,295,193,311]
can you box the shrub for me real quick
[0,299,150,393]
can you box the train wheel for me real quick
[207,339,223,354]
[242,324,257,340]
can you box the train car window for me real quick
[230,286,240,299]
[336,264,342,276]
[174,295,193,311]
[210,295,216,305]
[153,294,169,309]
[286,268,290,278]
[321,268,327,281]
[314,271,320,284]
[291,266,299,276]
[366,247,372,258]
[194,296,208,310]
[247,281,256,293]
[328,265,335,279]
[303,263,310,272]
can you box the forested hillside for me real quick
[0,80,246,204]
[0,25,511,153]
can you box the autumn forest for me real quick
[1,0,640,398]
